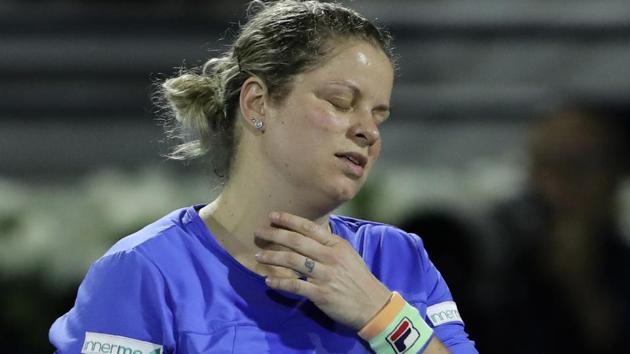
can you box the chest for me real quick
[163,262,371,354]
[172,288,371,353]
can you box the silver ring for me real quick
[304,258,315,274]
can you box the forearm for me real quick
[424,336,451,354]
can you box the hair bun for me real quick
[162,72,224,129]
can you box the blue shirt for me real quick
[50,205,478,353]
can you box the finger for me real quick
[269,212,337,246]
[254,226,326,260]
[265,276,319,300]
[256,250,321,276]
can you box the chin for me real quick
[327,177,363,204]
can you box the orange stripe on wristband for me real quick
[358,291,405,340]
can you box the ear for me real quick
[239,76,268,130]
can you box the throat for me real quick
[201,209,300,279]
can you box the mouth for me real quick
[335,152,368,178]
[335,152,367,168]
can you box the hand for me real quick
[254,212,391,330]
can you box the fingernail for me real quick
[269,212,279,220]
[255,252,262,260]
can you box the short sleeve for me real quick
[49,250,175,353]
[413,235,479,354]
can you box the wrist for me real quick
[358,292,404,339]
[358,292,434,353]
[358,288,393,329]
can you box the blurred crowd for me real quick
[401,103,630,354]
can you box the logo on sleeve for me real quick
[386,317,420,353]
[82,332,163,354]
[426,301,463,326]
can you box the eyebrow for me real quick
[328,81,391,113]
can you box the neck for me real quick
[198,163,334,275]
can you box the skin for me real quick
[199,40,449,352]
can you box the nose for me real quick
[348,114,380,148]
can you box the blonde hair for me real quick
[160,0,393,177]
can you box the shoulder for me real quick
[330,214,422,242]
[330,215,433,292]
[330,214,427,255]
[49,209,185,354]
[98,206,198,267]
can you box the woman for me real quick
[50,1,478,353]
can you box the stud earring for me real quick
[251,118,264,131]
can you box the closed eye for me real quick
[327,98,352,112]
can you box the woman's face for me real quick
[262,40,394,206]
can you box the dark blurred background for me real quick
[1,0,629,353]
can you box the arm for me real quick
[415,236,477,353]
[425,337,451,353]
[49,250,174,353]
[254,212,469,353]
